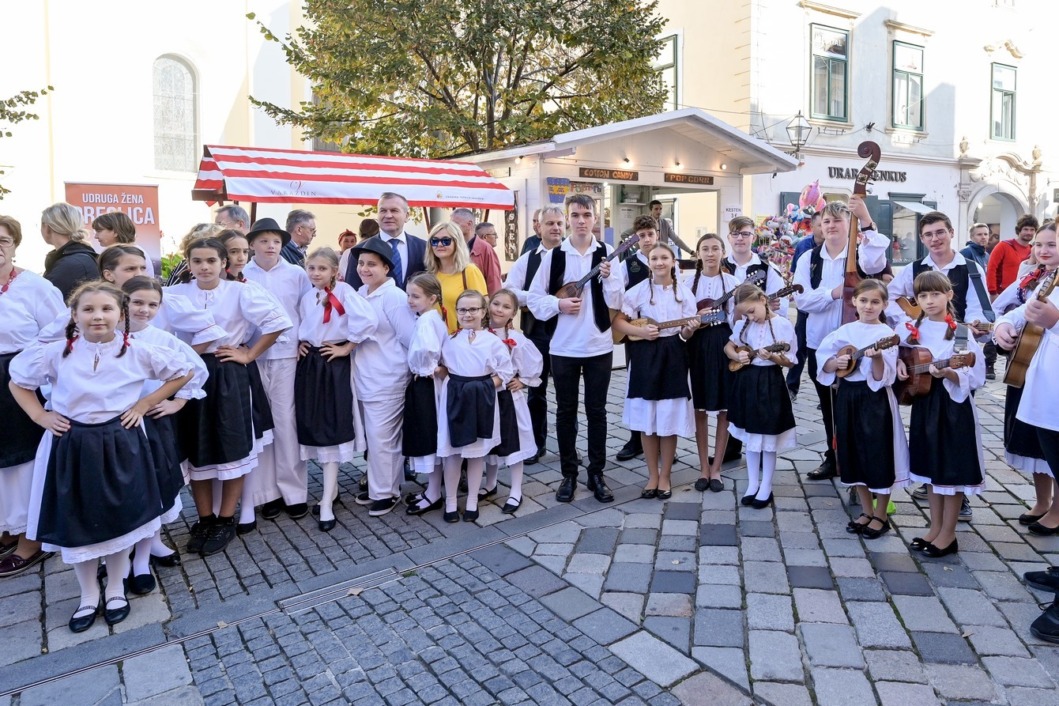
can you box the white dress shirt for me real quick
[381,232,408,281]
[995,284,1059,431]
[243,258,312,359]
[887,252,989,326]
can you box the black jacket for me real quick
[44,240,99,301]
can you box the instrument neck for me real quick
[845,216,859,275]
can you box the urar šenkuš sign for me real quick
[578,168,639,181]
[827,166,907,182]
[65,182,161,266]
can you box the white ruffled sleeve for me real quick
[942,334,984,403]
[488,337,516,386]
[341,287,378,344]
[239,285,292,336]
[407,314,444,376]
[814,329,843,387]
[774,315,798,367]
[620,282,645,319]
[867,340,898,392]
[159,293,228,346]
[166,333,208,400]
[9,341,62,389]
[510,332,544,387]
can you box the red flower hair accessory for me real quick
[904,322,919,343]
[944,313,957,331]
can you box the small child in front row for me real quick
[403,273,450,517]
[724,283,798,508]
[613,245,699,498]
[482,289,543,514]
[436,290,514,523]
[898,271,985,558]
[816,279,909,539]
[295,248,378,532]
[9,281,192,632]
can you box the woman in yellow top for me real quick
[424,222,488,333]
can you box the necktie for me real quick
[389,238,404,286]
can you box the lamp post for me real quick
[786,111,812,159]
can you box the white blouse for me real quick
[10,337,190,424]
[129,324,208,400]
[682,271,741,322]
[165,280,291,353]
[407,309,449,377]
[488,328,544,387]
[620,279,697,338]
[354,279,417,401]
[0,270,66,355]
[440,329,515,383]
[297,282,378,347]
[728,315,799,367]
[243,259,311,359]
[995,284,1059,431]
[897,318,985,404]
[815,321,898,389]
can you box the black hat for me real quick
[245,217,291,246]
[349,235,395,273]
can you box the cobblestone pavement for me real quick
[2,356,1059,705]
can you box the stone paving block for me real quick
[751,682,812,706]
[123,644,194,701]
[699,524,738,547]
[566,553,611,575]
[892,595,959,633]
[20,665,120,706]
[880,571,934,597]
[999,602,1059,648]
[659,535,698,553]
[810,667,875,706]
[604,563,652,594]
[875,681,940,706]
[739,537,781,562]
[601,592,644,623]
[800,624,865,668]
[564,572,604,599]
[572,608,638,645]
[534,554,569,576]
[651,571,695,594]
[470,545,535,577]
[698,546,740,566]
[1006,686,1059,706]
[937,586,1008,627]
[645,593,693,618]
[700,510,737,525]
[974,570,1037,603]
[792,588,847,624]
[661,520,698,537]
[535,542,576,556]
[919,562,979,589]
[506,566,568,598]
[573,508,626,528]
[836,577,886,602]
[776,512,814,533]
[0,619,42,667]
[847,601,912,649]
[779,531,821,550]
[576,528,620,555]
[655,551,695,572]
[925,664,1000,701]
[910,631,976,665]
[505,537,536,557]
[693,609,744,648]
[664,503,700,521]
[669,669,753,706]
[128,685,204,705]
[828,557,875,578]
[697,564,740,586]
[113,592,172,634]
[696,584,743,610]
[621,528,660,546]
[0,590,42,631]
[614,544,655,564]
[959,551,1007,571]
[743,562,789,595]
[748,630,804,682]
[540,587,602,622]
[609,631,697,687]
[965,625,1031,657]
[624,513,662,529]
[643,617,690,652]
[868,552,919,573]
[786,565,834,589]
[691,647,750,691]
[864,649,928,684]
[746,593,794,632]
[737,521,775,538]
[982,656,1056,688]
[529,521,583,544]
[782,549,828,567]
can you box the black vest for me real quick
[808,245,870,290]
[548,244,611,332]
[722,257,769,285]
[624,256,650,290]
[522,249,557,340]
[912,260,970,321]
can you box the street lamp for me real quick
[786,111,812,159]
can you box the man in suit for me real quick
[344,192,427,290]
[281,209,317,267]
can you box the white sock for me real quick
[320,461,339,522]
[133,536,153,576]
[104,549,131,602]
[484,460,498,492]
[443,456,462,512]
[211,478,222,516]
[72,561,101,613]
[745,450,762,497]
[757,452,777,501]
[424,464,442,503]
[508,462,524,503]
[465,458,485,512]
[150,533,174,558]
[239,475,256,524]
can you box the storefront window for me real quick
[891,206,919,267]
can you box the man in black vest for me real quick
[506,206,565,462]
[529,194,624,503]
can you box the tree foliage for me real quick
[249,0,668,158]
[0,86,52,199]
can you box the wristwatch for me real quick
[858,222,876,233]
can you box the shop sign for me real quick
[827,166,907,182]
[664,173,714,185]
[578,168,638,181]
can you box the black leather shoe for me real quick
[406,497,443,516]
[128,571,156,595]
[69,603,99,633]
[462,509,480,523]
[318,519,337,532]
[104,596,131,626]
[807,460,837,481]
[149,551,181,568]
[616,442,643,461]
[741,494,756,506]
[286,503,309,519]
[443,510,461,523]
[524,451,540,466]
[587,474,614,503]
[502,497,522,515]
[923,538,959,558]
[556,477,576,503]
[1024,566,1059,592]
[478,486,497,500]
[261,499,284,520]
[1031,595,1059,643]
[694,478,710,492]
[1029,521,1059,536]
[236,520,257,536]
[1020,512,1046,526]
[751,493,774,509]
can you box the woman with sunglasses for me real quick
[424,222,488,334]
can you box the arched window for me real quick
[153,56,197,171]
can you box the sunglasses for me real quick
[430,237,454,247]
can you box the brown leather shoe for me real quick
[0,549,54,577]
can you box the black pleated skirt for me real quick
[688,324,732,412]
[1004,385,1045,461]
[0,352,46,468]
[835,380,895,489]
[143,415,184,514]
[246,359,275,441]
[179,355,255,467]
[909,382,983,486]
[491,390,521,457]
[295,347,355,448]
[403,376,438,457]
[37,417,163,547]
[446,373,496,448]
[727,365,795,435]
[627,335,690,401]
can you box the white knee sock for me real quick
[320,461,339,522]
[424,463,442,503]
[211,478,223,516]
[745,450,762,497]
[239,477,256,524]
[443,456,462,512]
[150,533,174,558]
[133,536,154,576]
[465,458,485,512]
[484,460,499,492]
[757,451,777,501]
[508,462,524,503]
[104,549,131,602]
[72,560,101,612]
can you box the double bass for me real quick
[840,141,882,324]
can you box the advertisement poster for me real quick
[64,182,161,269]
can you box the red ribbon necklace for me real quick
[0,267,19,297]
[320,286,346,323]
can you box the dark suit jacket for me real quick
[344,233,427,290]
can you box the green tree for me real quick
[0,86,52,199]
[250,0,668,158]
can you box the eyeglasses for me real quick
[430,237,454,247]
[0,237,14,248]
[730,231,754,239]
[456,307,482,315]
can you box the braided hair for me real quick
[647,245,682,305]
[691,233,726,295]
[489,289,520,339]
[732,283,776,345]
[62,280,131,358]
[852,278,889,325]
[407,272,447,327]
[912,270,958,341]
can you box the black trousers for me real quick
[552,352,612,478]
[786,310,809,393]
[526,333,552,452]
[983,340,997,368]
[808,348,836,464]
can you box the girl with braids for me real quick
[613,245,699,499]
[817,279,909,538]
[436,290,514,523]
[403,273,449,517]
[218,230,252,282]
[9,281,192,631]
[724,283,798,508]
[481,289,543,514]
[294,248,377,532]
[683,233,741,493]
[898,271,985,557]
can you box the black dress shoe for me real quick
[657,489,672,500]
[616,443,643,461]
[406,497,443,516]
[807,461,837,481]
[443,510,461,523]
[128,571,156,595]
[69,603,99,633]
[478,486,497,500]
[104,596,130,626]
[285,503,309,519]
[149,551,181,568]
[861,518,892,540]
[1029,521,1059,536]
[641,488,659,499]
[1020,512,1046,526]
[923,538,959,558]
[751,493,774,509]
[236,520,257,536]
[741,494,756,506]
[502,497,522,515]
[261,499,284,520]
[709,479,724,493]
[555,477,576,503]
[524,452,540,466]
[462,509,479,523]
[318,519,337,532]
[694,478,710,492]
[1031,594,1059,643]
[586,473,614,503]
[909,537,929,552]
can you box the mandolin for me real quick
[841,141,882,325]
[834,334,901,378]
[1004,268,1059,388]
[896,296,994,332]
[696,270,765,310]
[615,309,727,344]
[728,342,792,372]
[555,235,639,299]
[894,347,976,405]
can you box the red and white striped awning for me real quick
[192,144,514,210]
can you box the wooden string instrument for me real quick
[1004,268,1059,388]
[841,141,882,325]
[555,235,639,299]
[728,342,791,372]
[834,334,901,378]
[615,309,727,344]
[696,270,765,310]
[894,347,976,404]
[895,296,993,332]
